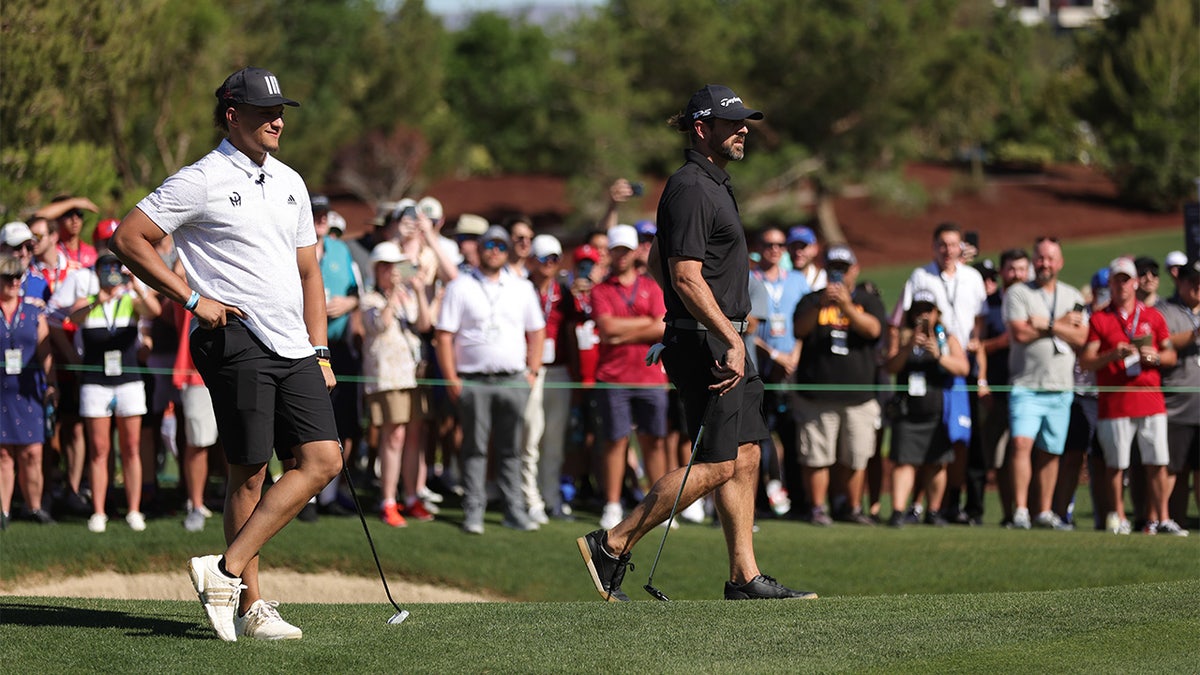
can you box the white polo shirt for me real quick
[437,269,545,374]
[893,261,987,345]
[136,139,317,359]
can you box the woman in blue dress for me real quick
[0,254,56,529]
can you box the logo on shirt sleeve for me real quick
[229,192,242,207]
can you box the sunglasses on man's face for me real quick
[482,240,508,253]
[536,254,560,264]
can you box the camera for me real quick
[630,182,645,197]
[828,269,845,285]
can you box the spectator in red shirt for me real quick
[1080,257,1177,535]
[590,225,668,530]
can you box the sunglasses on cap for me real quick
[536,254,560,264]
[482,240,508,252]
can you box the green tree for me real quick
[1079,0,1200,211]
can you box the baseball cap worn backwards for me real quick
[216,67,299,107]
[686,85,763,122]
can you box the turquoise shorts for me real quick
[1008,386,1073,455]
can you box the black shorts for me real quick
[190,319,338,465]
[1166,421,1199,474]
[660,326,769,463]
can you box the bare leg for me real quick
[605,457,735,556]
[116,416,142,514]
[637,433,667,487]
[602,437,629,506]
[86,417,113,516]
[401,421,426,505]
[1010,435,1034,512]
[924,463,947,513]
[378,422,404,504]
[16,443,45,511]
[1106,466,1125,521]
[803,465,829,512]
[62,416,86,494]
[714,443,762,583]
[1033,450,1058,515]
[223,440,341,612]
[184,443,210,510]
[1145,465,1168,524]
[891,464,915,516]
[0,447,13,514]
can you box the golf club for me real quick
[339,446,410,624]
[644,395,715,601]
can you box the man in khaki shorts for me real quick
[791,244,887,525]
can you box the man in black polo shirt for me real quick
[577,84,816,602]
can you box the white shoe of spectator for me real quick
[599,502,623,530]
[1033,511,1073,531]
[418,486,444,504]
[528,506,550,525]
[184,508,208,533]
[87,513,107,533]
[125,511,147,532]
[1105,511,1121,534]
[1157,519,1189,537]
[1012,508,1031,530]
[679,499,706,524]
[235,599,302,640]
[766,480,791,517]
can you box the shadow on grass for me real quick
[0,602,209,639]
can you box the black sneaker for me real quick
[725,574,818,600]
[576,529,632,602]
[63,490,91,516]
[297,502,319,523]
[887,511,905,528]
[924,511,949,527]
[29,508,56,525]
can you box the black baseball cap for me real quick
[215,67,300,107]
[686,85,763,122]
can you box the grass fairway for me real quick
[2,501,1199,672]
[2,580,1196,673]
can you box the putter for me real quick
[339,447,410,624]
[644,396,715,601]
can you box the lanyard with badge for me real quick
[471,269,504,342]
[1041,284,1071,355]
[755,270,790,338]
[99,294,128,377]
[1119,304,1143,377]
[3,297,25,375]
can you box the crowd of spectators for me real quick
[1,186,1196,539]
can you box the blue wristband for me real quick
[184,291,200,311]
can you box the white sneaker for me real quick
[766,480,792,517]
[528,506,550,525]
[1105,511,1122,534]
[599,502,623,530]
[1033,511,1073,531]
[87,513,108,533]
[185,500,214,518]
[183,508,207,533]
[235,599,302,640]
[188,554,245,641]
[1157,519,1189,537]
[126,511,147,532]
[679,499,707,524]
[1012,508,1031,530]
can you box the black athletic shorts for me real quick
[190,318,338,465]
[660,325,769,463]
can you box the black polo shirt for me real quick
[656,149,751,322]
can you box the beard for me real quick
[718,136,745,161]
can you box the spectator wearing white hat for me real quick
[590,224,669,530]
[522,234,575,523]
[1080,257,1179,535]
[453,214,489,273]
[361,241,435,527]
[0,222,49,300]
[1164,250,1188,300]
[1157,257,1199,530]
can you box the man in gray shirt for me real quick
[1003,237,1087,530]
[1157,258,1199,533]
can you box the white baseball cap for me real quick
[1,221,33,247]
[1165,250,1187,268]
[369,241,405,265]
[531,234,562,260]
[607,224,638,251]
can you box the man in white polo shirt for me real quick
[112,67,340,642]
[435,225,546,534]
[891,222,988,523]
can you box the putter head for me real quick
[387,609,410,625]
[644,584,670,601]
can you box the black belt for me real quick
[459,371,523,381]
[667,318,749,334]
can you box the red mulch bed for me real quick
[328,163,1182,268]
